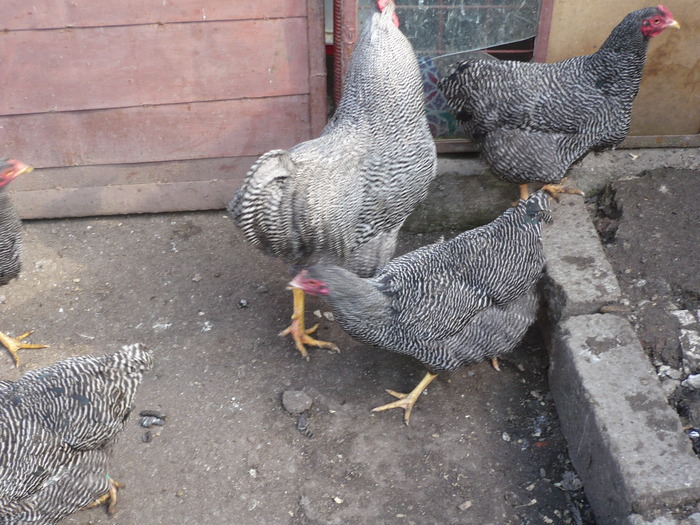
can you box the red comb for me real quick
[377,0,400,27]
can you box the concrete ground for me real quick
[1,210,589,524]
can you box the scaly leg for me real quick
[540,177,584,201]
[0,330,48,367]
[511,184,531,206]
[518,184,530,201]
[279,288,339,359]
[371,371,439,425]
[82,476,123,515]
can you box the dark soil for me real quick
[1,213,593,524]
[591,168,700,451]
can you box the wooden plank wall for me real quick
[0,0,327,218]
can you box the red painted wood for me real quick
[0,18,310,115]
[11,179,245,219]
[1,1,307,30]
[533,0,555,62]
[10,157,258,191]
[0,95,311,167]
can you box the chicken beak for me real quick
[667,19,680,29]
[16,164,34,176]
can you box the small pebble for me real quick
[682,374,700,390]
[142,431,152,443]
[238,299,249,309]
[282,390,313,414]
[140,416,165,428]
[458,500,473,511]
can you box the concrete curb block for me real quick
[541,197,700,524]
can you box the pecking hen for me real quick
[228,0,437,358]
[0,343,153,523]
[289,191,551,424]
[0,159,47,366]
[439,5,679,201]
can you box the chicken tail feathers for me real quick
[228,150,293,254]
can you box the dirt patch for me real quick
[2,213,593,524]
[591,168,700,454]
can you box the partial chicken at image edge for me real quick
[0,159,48,367]
[0,343,152,523]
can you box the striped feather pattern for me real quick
[0,344,153,524]
[0,189,22,286]
[228,0,437,278]
[439,6,667,186]
[301,191,550,373]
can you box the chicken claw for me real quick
[82,476,123,515]
[0,330,48,367]
[280,287,339,359]
[540,178,584,202]
[371,371,438,425]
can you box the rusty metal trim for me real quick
[533,0,555,63]
[307,0,328,135]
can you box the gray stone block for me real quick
[550,314,700,525]
[623,514,680,525]
[541,197,621,322]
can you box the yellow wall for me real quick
[546,1,698,136]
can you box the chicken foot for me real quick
[279,287,339,360]
[0,330,48,367]
[540,178,584,201]
[371,371,438,425]
[82,476,122,515]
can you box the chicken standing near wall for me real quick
[229,0,437,358]
[439,5,679,201]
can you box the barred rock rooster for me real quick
[289,191,551,424]
[0,159,47,366]
[0,344,153,523]
[439,6,679,201]
[228,0,437,358]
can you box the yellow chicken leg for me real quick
[82,476,123,515]
[540,177,584,201]
[518,184,530,201]
[371,371,438,425]
[0,330,48,367]
[279,287,339,359]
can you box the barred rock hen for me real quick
[439,6,679,201]
[289,191,551,424]
[0,159,47,366]
[228,0,437,358]
[0,344,153,523]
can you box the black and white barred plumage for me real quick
[439,6,678,188]
[0,344,153,524]
[228,0,436,278]
[0,166,23,286]
[292,191,550,373]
